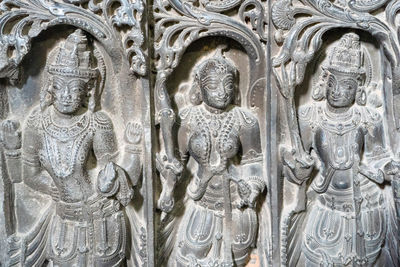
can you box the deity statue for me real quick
[283,33,398,266]
[157,51,265,267]
[3,29,142,266]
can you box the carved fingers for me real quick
[157,176,175,213]
[236,179,260,209]
[125,121,143,145]
[281,146,313,184]
[50,185,60,202]
[156,153,184,178]
[384,159,400,181]
[1,120,21,150]
[98,162,118,194]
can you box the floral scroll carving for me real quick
[0,0,146,81]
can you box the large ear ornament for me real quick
[356,86,367,106]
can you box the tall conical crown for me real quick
[324,33,365,76]
[48,29,98,79]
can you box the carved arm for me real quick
[238,111,265,207]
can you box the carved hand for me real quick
[50,185,60,202]
[282,147,314,184]
[98,162,118,193]
[384,160,400,182]
[125,121,142,144]
[1,120,21,150]
[237,180,260,208]
[156,154,183,213]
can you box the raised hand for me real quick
[1,120,21,150]
[125,121,142,145]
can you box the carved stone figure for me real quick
[282,33,398,266]
[157,51,265,267]
[3,30,142,266]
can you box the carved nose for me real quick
[217,88,227,98]
[332,88,340,96]
[61,87,71,99]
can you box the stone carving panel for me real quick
[1,0,400,266]
[0,0,152,266]
[153,0,271,264]
[273,0,400,266]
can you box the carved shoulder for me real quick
[93,111,114,131]
[178,106,193,124]
[298,104,315,123]
[25,106,42,130]
[297,104,317,151]
[360,106,382,126]
[236,108,258,129]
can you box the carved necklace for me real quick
[43,108,90,142]
[42,108,92,179]
[317,105,361,136]
[190,105,239,174]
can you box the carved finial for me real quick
[47,29,98,79]
[324,33,365,76]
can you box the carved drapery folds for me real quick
[1,0,400,266]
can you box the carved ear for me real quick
[312,70,328,101]
[88,78,97,112]
[356,86,367,106]
[40,80,53,111]
[234,83,241,105]
[189,80,202,105]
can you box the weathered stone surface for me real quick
[1,0,400,266]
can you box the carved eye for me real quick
[69,79,87,93]
[224,82,234,91]
[327,75,337,89]
[340,79,357,91]
[203,80,218,91]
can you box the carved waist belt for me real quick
[196,185,241,211]
[318,183,382,213]
[56,195,119,221]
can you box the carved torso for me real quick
[298,102,388,265]
[187,105,240,170]
[299,103,382,192]
[174,104,260,266]
[24,106,117,203]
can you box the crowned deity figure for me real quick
[2,29,142,266]
[157,51,265,267]
[283,33,398,266]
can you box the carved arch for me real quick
[0,0,146,80]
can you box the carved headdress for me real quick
[323,33,365,77]
[47,29,98,79]
[190,48,240,105]
[42,29,105,111]
[196,49,238,81]
[313,33,367,104]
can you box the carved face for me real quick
[200,73,235,110]
[325,73,358,108]
[51,76,89,114]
